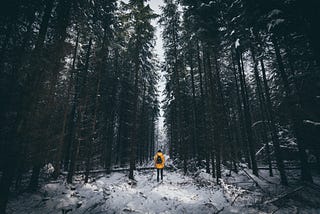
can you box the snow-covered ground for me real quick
[7,170,227,214]
[7,167,320,213]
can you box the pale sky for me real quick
[149,0,165,61]
[148,0,167,147]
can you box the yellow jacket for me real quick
[154,152,165,169]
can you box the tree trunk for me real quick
[54,31,79,179]
[231,51,250,168]
[250,47,273,177]
[0,135,18,213]
[260,58,288,185]
[67,105,84,184]
[235,47,258,176]
[105,53,119,173]
[211,152,215,178]
[28,163,41,191]
[189,53,198,159]
[197,41,207,165]
[215,51,230,179]
[202,47,212,174]
[272,36,312,182]
[84,70,101,183]
[129,40,141,180]
[67,37,92,183]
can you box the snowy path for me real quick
[102,170,227,214]
[7,170,248,214]
[8,169,320,213]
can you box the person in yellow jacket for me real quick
[154,150,165,182]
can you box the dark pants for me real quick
[157,168,163,182]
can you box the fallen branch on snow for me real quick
[73,167,156,175]
[264,186,304,204]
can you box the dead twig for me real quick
[215,207,224,214]
[231,194,241,206]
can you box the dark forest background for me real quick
[1,0,320,212]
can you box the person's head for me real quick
[158,149,161,153]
